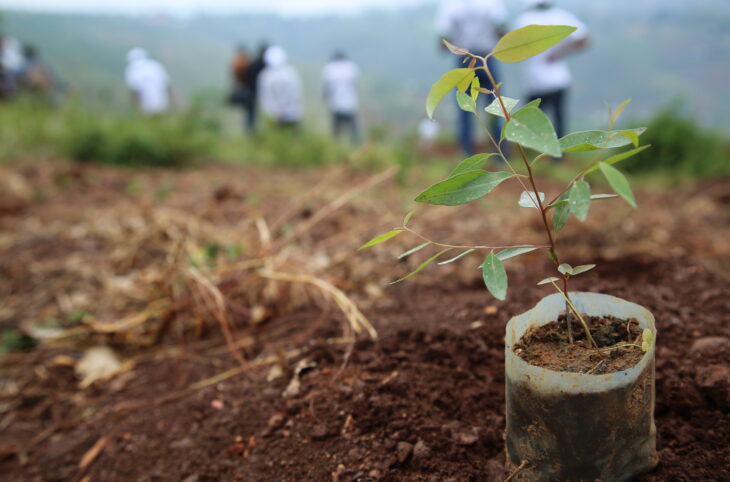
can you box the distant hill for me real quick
[3,0,729,133]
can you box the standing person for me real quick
[241,43,269,133]
[435,0,508,155]
[322,51,360,143]
[229,44,253,131]
[513,0,590,138]
[258,46,303,127]
[0,34,24,98]
[124,48,172,115]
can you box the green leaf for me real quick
[641,328,654,352]
[599,162,636,208]
[518,190,545,208]
[398,242,431,259]
[496,246,539,261]
[610,99,631,129]
[482,253,508,300]
[426,68,475,119]
[537,277,560,286]
[569,180,591,222]
[402,209,416,227]
[470,76,480,101]
[552,192,571,232]
[504,107,562,157]
[559,128,646,152]
[485,96,519,117]
[456,91,477,113]
[438,248,476,265]
[359,229,404,250]
[548,193,617,208]
[556,263,595,276]
[584,145,651,175]
[415,171,515,206]
[390,249,450,284]
[590,194,618,201]
[491,25,577,63]
[449,154,495,178]
[571,264,596,275]
[517,98,541,112]
[442,39,469,56]
[618,130,641,147]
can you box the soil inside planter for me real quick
[514,315,645,373]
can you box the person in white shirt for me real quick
[1,35,25,97]
[258,46,303,127]
[513,0,590,137]
[435,0,508,155]
[124,48,172,115]
[322,51,360,143]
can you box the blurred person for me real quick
[0,38,7,98]
[124,48,172,115]
[241,43,269,133]
[322,50,360,143]
[0,34,25,98]
[229,44,254,132]
[514,0,590,137]
[435,0,508,155]
[18,44,64,100]
[259,46,302,127]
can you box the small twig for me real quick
[586,359,605,375]
[598,343,641,352]
[187,266,247,369]
[626,318,633,342]
[258,269,378,340]
[187,348,303,391]
[504,460,529,482]
[565,309,576,345]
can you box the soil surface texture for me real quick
[514,315,645,373]
[2,256,729,481]
[1,164,729,481]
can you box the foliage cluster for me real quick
[0,99,217,167]
[361,25,656,348]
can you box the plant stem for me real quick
[550,281,602,355]
[403,227,550,251]
[478,58,575,340]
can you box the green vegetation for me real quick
[0,99,415,171]
[361,25,657,348]
[0,99,216,167]
[624,106,729,177]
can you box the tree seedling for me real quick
[360,24,652,347]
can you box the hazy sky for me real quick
[2,0,432,16]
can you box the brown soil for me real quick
[1,256,728,481]
[514,315,645,373]
[0,163,729,481]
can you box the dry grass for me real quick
[0,161,728,367]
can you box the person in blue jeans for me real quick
[456,54,502,155]
[514,0,590,138]
[435,0,508,155]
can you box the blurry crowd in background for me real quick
[1,0,590,153]
[229,44,361,143]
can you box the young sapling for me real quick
[360,24,653,354]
